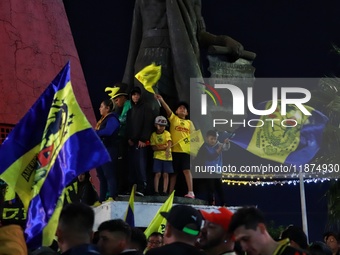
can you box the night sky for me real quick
[63,0,340,242]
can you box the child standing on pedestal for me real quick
[155,94,196,199]
[150,116,173,195]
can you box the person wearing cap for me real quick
[146,205,205,255]
[108,82,132,196]
[155,94,196,199]
[150,115,174,196]
[126,86,154,196]
[228,207,307,255]
[198,207,235,255]
[279,225,308,251]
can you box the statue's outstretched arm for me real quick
[194,0,255,61]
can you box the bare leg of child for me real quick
[163,173,169,193]
[154,172,161,193]
[183,169,195,198]
[169,173,177,194]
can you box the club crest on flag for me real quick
[0,61,110,249]
[231,101,328,165]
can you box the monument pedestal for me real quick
[206,55,256,132]
[93,196,240,230]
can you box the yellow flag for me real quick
[144,191,175,238]
[190,130,204,156]
[134,63,161,94]
[178,130,204,156]
[4,185,16,201]
[42,190,65,246]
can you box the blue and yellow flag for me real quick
[231,101,328,165]
[124,184,136,227]
[144,191,175,239]
[0,62,110,249]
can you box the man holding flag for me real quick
[0,62,110,249]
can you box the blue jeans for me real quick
[97,146,118,201]
[128,145,147,192]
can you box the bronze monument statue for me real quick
[122,0,256,126]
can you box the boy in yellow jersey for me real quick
[150,116,173,195]
[155,94,195,199]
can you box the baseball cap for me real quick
[160,205,202,236]
[155,116,168,126]
[175,101,189,112]
[200,207,233,231]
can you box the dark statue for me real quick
[122,0,256,129]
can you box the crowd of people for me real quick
[1,202,338,255]
[94,82,230,205]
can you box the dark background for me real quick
[63,0,340,242]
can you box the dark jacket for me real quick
[62,244,101,255]
[78,172,98,206]
[96,112,120,147]
[126,99,153,144]
[146,242,206,255]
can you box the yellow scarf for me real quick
[95,113,112,130]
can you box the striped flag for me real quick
[124,185,136,227]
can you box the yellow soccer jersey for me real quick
[168,112,195,153]
[150,130,173,161]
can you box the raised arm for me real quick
[154,94,172,118]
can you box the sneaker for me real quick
[160,192,168,196]
[92,201,101,207]
[153,192,160,196]
[104,197,114,203]
[118,191,130,197]
[184,192,195,199]
[135,191,144,197]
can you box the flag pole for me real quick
[299,170,309,243]
[154,84,161,107]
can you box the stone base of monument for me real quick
[116,194,209,205]
[93,196,240,230]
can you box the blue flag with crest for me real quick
[0,62,110,249]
